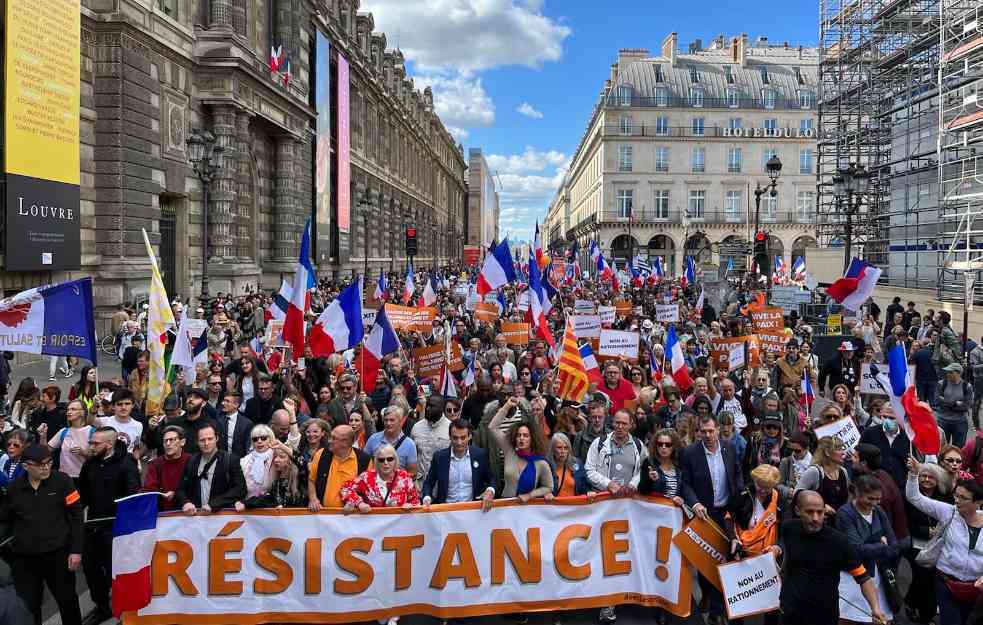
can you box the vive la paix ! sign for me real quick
[124,498,693,624]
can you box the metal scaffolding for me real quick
[939,0,983,302]
[818,0,943,289]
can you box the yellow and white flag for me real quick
[142,228,175,415]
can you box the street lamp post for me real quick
[359,199,371,281]
[831,163,871,273]
[186,130,225,307]
[753,155,783,294]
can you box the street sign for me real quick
[719,243,750,257]
[770,286,812,313]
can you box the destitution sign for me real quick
[813,417,862,451]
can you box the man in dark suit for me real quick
[176,423,246,514]
[422,418,496,510]
[680,413,744,625]
[859,405,910,491]
[216,391,253,458]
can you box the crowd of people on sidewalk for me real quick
[0,264,982,625]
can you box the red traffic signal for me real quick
[405,226,418,256]
[754,231,767,242]
[406,227,417,238]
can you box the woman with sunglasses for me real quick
[340,443,419,511]
[906,458,983,625]
[240,424,276,500]
[638,429,684,506]
[778,432,813,494]
[628,367,646,396]
[0,428,29,487]
[939,444,973,485]
[795,436,852,520]
[48,400,96,479]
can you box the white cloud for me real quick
[517,102,543,119]
[486,147,568,175]
[358,0,571,74]
[414,73,495,131]
[445,126,470,142]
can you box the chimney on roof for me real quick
[755,35,769,47]
[610,63,618,85]
[617,48,650,75]
[712,33,726,49]
[730,33,749,67]
[661,32,678,66]
[689,38,702,53]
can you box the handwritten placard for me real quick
[598,306,616,324]
[598,329,640,361]
[574,299,596,314]
[860,363,889,395]
[571,315,602,339]
[813,416,862,451]
[655,304,679,323]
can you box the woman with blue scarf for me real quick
[490,396,553,500]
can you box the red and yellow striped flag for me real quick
[557,321,590,403]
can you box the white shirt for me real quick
[224,412,238,452]
[501,360,518,382]
[703,442,729,508]
[96,416,143,453]
[447,449,474,504]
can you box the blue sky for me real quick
[360,1,818,244]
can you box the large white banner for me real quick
[125,498,692,624]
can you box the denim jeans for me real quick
[916,381,936,405]
[939,419,969,448]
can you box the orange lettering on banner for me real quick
[554,524,591,581]
[208,537,244,595]
[750,307,786,354]
[253,538,293,595]
[430,532,481,589]
[382,534,425,590]
[490,528,542,584]
[305,538,322,595]
[601,520,632,576]
[334,537,374,594]
[151,540,197,597]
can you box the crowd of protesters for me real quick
[0,266,981,625]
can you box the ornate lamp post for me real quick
[831,162,871,273]
[753,155,783,291]
[186,130,224,305]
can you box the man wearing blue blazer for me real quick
[422,418,496,510]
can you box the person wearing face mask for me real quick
[859,404,911,491]
[742,413,792,478]
[410,395,453,491]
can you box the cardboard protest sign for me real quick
[655,304,678,323]
[474,302,499,323]
[384,304,437,332]
[860,363,889,395]
[750,307,786,353]
[574,299,596,314]
[598,306,617,325]
[412,342,464,379]
[598,329,640,361]
[516,291,530,312]
[615,299,633,318]
[673,515,730,590]
[502,322,530,346]
[571,315,602,339]
[720,553,782,620]
[813,417,862,451]
[710,336,761,371]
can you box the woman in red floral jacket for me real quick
[340,443,419,512]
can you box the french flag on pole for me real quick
[666,324,693,391]
[374,271,388,302]
[650,349,664,383]
[682,257,696,288]
[358,305,399,393]
[477,239,516,296]
[827,258,882,312]
[111,492,159,617]
[579,343,603,385]
[886,344,941,454]
[282,219,316,355]
[309,279,364,357]
[403,260,416,305]
[271,279,291,321]
[800,369,816,409]
[792,256,806,281]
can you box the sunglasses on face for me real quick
[340,386,354,392]
[251,436,269,443]
[942,457,962,464]
[27,460,53,468]
[445,407,460,414]
[377,456,397,463]
[655,442,673,448]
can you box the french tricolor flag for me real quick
[650,349,664,383]
[403,260,416,305]
[792,256,806,281]
[309,279,364,357]
[667,324,693,391]
[111,492,159,617]
[886,344,941,454]
[827,258,882,312]
[800,369,815,409]
[374,271,388,302]
[439,363,458,399]
[271,279,291,321]
[654,257,665,281]
[527,248,555,348]
[282,219,316,355]
[358,305,399,393]
[682,257,696,288]
[477,239,516,296]
[579,343,603,385]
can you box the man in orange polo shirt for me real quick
[307,425,372,510]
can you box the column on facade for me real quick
[378,190,390,264]
[209,104,238,261]
[366,188,379,261]
[274,0,293,59]
[210,0,232,27]
[273,136,298,262]
[235,110,253,261]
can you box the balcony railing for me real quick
[601,125,815,139]
[606,94,813,111]
[598,209,816,225]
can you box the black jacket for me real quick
[423,445,497,504]
[680,440,744,513]
[859,426,910,491]
[241,396,283,425]
[216,412,254,459]
[818,354,862,395]
[29,405,66,442]
[145,407,219,455]
[175,450,246,510]
[0,470,83,555]
[78,440,141,522]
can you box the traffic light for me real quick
[405,226,418,256]
[753,231,771,278]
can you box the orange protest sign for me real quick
[614,299,632,318]
[709,336,761,371]
[501,322,530,346]
[474,302,498,323]
[672,515,731,590]
[412,342,464,379]
[384,304,437,332]
[749,306,786,354]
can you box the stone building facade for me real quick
[0,0,466,332]
[545,34,820,276]
[466,148,499,250]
